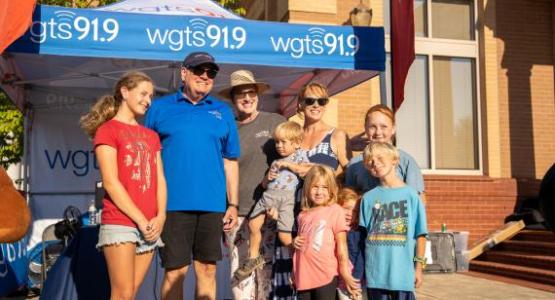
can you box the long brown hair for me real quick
[80,71,153,138]
[301,165,338,211]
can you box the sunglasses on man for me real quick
[188,66,218,79]
[303,97,329,106]
[235,90,258,100]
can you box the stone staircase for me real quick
[469,229,555,292]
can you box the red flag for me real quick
[391,0,415,112]
[0,0,36,53]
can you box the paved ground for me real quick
[416,273,555,300]
[3,272,554,299]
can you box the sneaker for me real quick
[234,255,265,281]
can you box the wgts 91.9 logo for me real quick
[29,10,119,44]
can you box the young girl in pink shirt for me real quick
[292,165,361,300]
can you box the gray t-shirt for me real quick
[237,111,286,216]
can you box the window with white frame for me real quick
[383,0,480,173]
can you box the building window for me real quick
[384,0,480,173]
[431,0,474,40]
[432,57,478,170]
[384,0,427,37]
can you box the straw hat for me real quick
[218,70,270,100]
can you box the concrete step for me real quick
[477,250,555,271]
[495,240,555,256]
[513,230,555,243]
[464,271,555,294]
[469,260,555,286]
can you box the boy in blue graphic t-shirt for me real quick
[359,142,427,299]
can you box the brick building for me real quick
[239,0,555,244]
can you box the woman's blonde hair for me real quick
[80,71,153,138]
[301,165,338,210]
[299,82,329,99]
[274,121,303,144]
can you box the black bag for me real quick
[54,206,82,240]
[425,232,456,273]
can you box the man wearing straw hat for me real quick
[219,70,285,299]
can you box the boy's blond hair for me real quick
[362,142,400,166]
[274,121,303,144]
[301,165,338,210]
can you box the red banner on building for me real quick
[0,0,36,53]
[391,0,415,112]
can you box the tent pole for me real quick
[379,71,387,106]
[22,106,31,204]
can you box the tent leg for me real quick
[22,107,31,203]
[379,71,387,106]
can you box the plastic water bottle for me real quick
[88,200,98,226]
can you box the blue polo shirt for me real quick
[145,90,240,213]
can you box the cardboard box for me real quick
[468,220,525,260]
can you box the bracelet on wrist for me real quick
[413,256,427,269]
[228,203,239,209]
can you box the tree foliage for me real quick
[218,0,246,16]
[37,0,118,7]
[0,94,24,169]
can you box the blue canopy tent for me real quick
[1,0,384,219]
[0,0,384,297]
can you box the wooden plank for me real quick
[468,220,526,260]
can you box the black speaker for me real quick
[95,181,105,209]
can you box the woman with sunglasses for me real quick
[298,82,352,174]
[271,82,352,300]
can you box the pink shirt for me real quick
[293,204,349,291]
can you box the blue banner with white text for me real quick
[0,239,29,296]
[8,5,385,71]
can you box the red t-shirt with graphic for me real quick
[94,119,161,227]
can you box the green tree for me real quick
[218,0,246,16]
[0,94,24,169]
[38,0,118,7]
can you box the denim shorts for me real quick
[97,224,164,254]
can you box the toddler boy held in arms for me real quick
[235,121,309,280]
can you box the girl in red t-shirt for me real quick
[80,71,167,299]
[292,165,361,300]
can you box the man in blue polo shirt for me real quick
[145,52,239,300]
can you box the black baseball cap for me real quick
[182,51,219,71]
